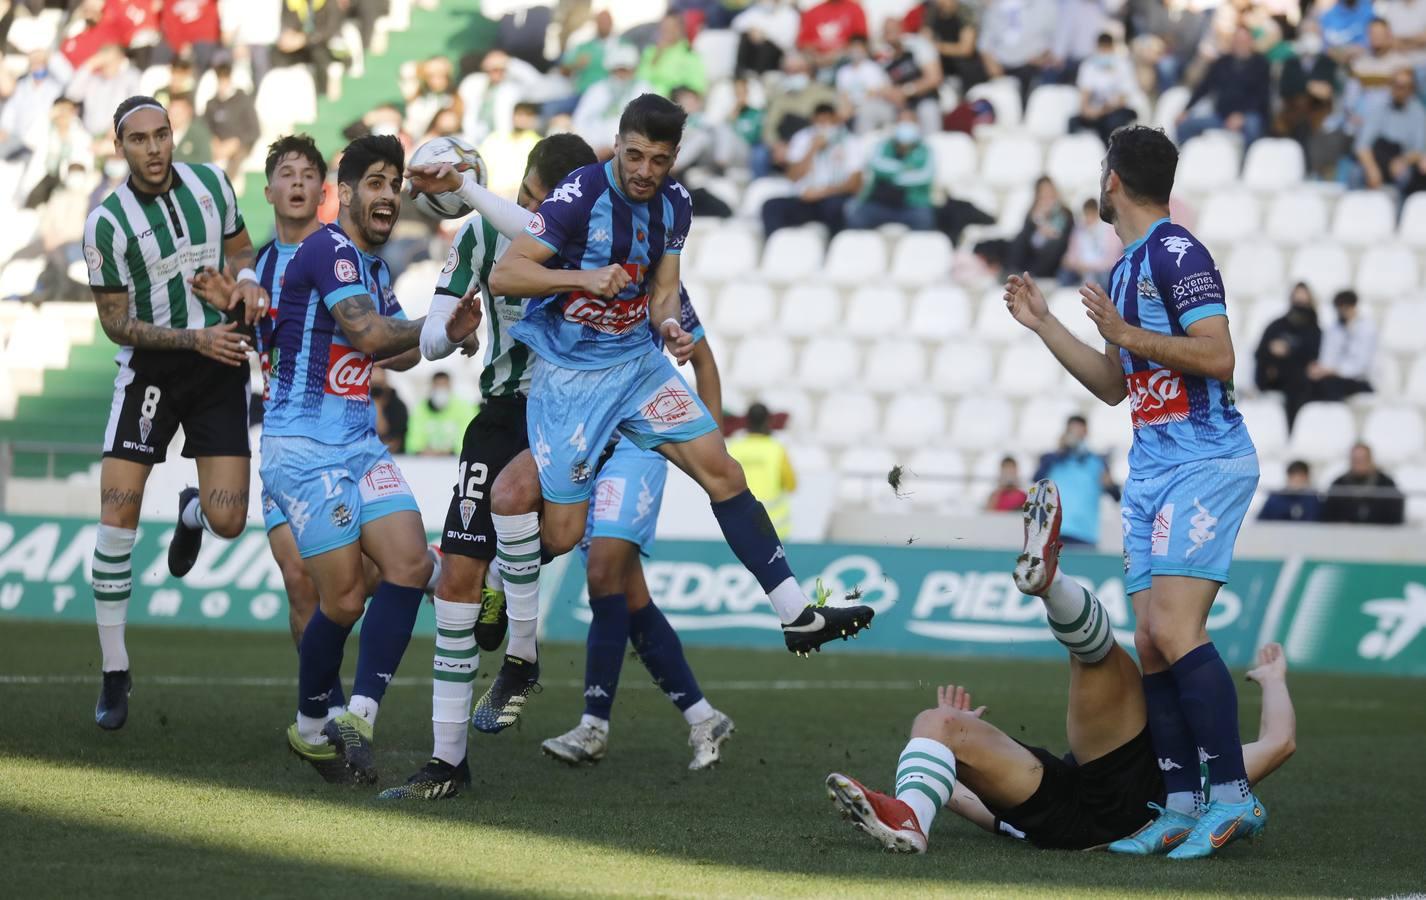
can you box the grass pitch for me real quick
[1,621,1422,898]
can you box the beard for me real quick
[1098,188,1116,224]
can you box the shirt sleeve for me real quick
[209,163,244,237]
[435,220,484,298]
[1151,231,1227,330]
[678,283,705,342]
[526,168,593,255]
[303,230,371,310]
[83,208,129,290]
[665,181,693,257]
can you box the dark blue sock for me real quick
[298,608,350,718]
[583,594,629,720]
[710,489,793,594]
[328,673,346,709]
[353,582,424,703]
[1171,642,1249,798]
[629,602,703,712]
[1142,671,1201,798]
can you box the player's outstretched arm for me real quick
[93,288,249,366]
[1080,282,1235,382]
[1005,273,1126,405]
[330,293,424,359]
[1242,642,1297,786]
[221,228,270,326]
[488,233,622,299]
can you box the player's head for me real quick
[264,133,327,226]
[113,95,172,192]
[519,132,597,212]
[1286,459,1311,489]
[614,93,686,203]
[746,402,771,434]
[1100,125,1176,224]
[337,134,404,247]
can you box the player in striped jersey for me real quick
[83,96,270,731]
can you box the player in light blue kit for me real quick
[481,94,873,730]
[1005,125,1265,859]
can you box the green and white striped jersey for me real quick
[82,163,245,358]
[436,215,533,399]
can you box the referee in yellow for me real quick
[727,403,797,538]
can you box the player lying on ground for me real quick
[827,480,1296,854]
[84,94,269,730]
[1005,124,1265,858]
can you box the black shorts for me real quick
[102,349,251,464]
[992,728,1165,850]
[440,395,529,560]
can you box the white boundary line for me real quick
[0,674,932,691]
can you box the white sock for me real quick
[348,694,379,728]
[297,711,329,743]
[425,548,442,593]
[1165,790,1204,816]
[1212,778,1252,805]
[895,737,958,834]
[1041,570,1115,664]
[432,597,479,766]
[682,697,715,725]
[327,704,346,719]
[485,561,503,594]
[580,713,609,734]
[769,576,810,625]
[493,512,541,662]
[180,493,220,537]
[93,524,136,672]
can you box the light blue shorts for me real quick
[1121,454,1259,595]
[260,488,286,533]
[259,432,421,558]
[527,350,716,504]
[577,439,668,560]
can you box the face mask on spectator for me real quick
[104,158,127,179]
[783,73,810,91]
[430,387,451,409]
[815,122,839,139]
[895,122,920,145]
[1296,33,1323,56]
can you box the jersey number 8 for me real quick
[140,385,161,419]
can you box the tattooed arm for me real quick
[222,229,270,326]
[93,288,249,366]
[377,347,422,371]
[330,293,425,359]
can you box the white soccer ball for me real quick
[408,135,487,219]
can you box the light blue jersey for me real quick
[254,237,300,533]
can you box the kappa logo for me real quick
[584,686,609,699]
[1186,499,1218,557]
[1158,757,1184,772]
[533,425,553,472]
[667,691,686,702]
[549,174,583,204]
[331,230,355,252]
[768,546,786,565]
[334,258,360,284]
[138,415,153,445]
[1162,235,1194,266]
[1151,503,1174,557]
[1198,747,1220,763]
[459,497,477,531]
[282,492,312,537]
[634,473,655,523]
[306,689,332,703]
[592,227,611,244]
[376,672,394,684]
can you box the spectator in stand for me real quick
[168,93,212,164]
[66,44,142,138]
[1060,198,1120,286]
[1069,34,1139,144]
[205,59,260,183]
[20,95,92,209]
[60,0,136,70]
[1255,282,1322,430]
[156,56,198,107]
[1051,0,1108,81]
[727,403,798,538]
[879,17,944,136]
[1128,0,1211,94]
[761,101,862,235]
[669,86,734,216]
[463,49,542,146]
[1259,460,1324,522]
[1378,0,1426,61]
[554,7,617,113]
[1007,175,1072,278]
[160,0,221,72]
[728,76,768,173]
[480,102,542,200]
[421,107,463,143]
[1321,0,1377,59]
[347,0,388,54]
[1033,415,1120,546]
[1177,26,1272,145]
[1277,19,1340,173]
[920,0,984,89]
[763,52,840,167]
[837,35,891,132]
[0,51,61,161]
[797,0,869,71]
[1324,443,1406,525]
[572,44,651,158]
[1310,289,1377,401]
[1355,69,1426,191]
[371,368,409,455]
[219,0,281,86]
[407,372,477,456]
[845,110,935,230]
[733,0,800,74]
[29,98,94,303]
[639,14,707,98]
[403,56,462,140]
[1342,18,1410,113]
[978,0,1058,111]
[985,456,1028,512]
[276,0,343,98]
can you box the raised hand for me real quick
[1246,641,1288,684]
[1004,271,1050,332]
[447,281,483,357]
[1080,281,1128,344]
[406,162,467,197]
[936,683,987,718]
[195,321,250,367]
[659,317,694,365]
[583,264,632,299]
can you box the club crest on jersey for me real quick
[334,258,360,284]
[528,212,546,236]
[84,245,104,271]
[200,194,215,216]
[331,503,353,527]
[641,379,702,432]
[570,461,594,483]
[1126,368,1189,429]
[1137,275,1159,300]
[325,346,372,398]
[459,497,476,530]
[138,415,152,445]
[1162,235,1193,266]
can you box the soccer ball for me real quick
[408,136,487,219]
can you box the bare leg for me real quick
[193,455,250,538]
[268,523,317,647]
[1065,642,1148,765]
[909,704,1045,812]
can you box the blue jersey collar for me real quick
[1122,216,1171,257]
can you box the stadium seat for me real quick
[1086,400,1133,455]
[862,339,928,393]
[1331,191,1396,248]
[758,387,814,434]
[929,341,994,395]
[777,284,843,339]
[975,287,1027,343]
[692,28,738,82]
[889,231,953,287]
[1222,242,1285,300]
[981,135,1043,190]
[1356,245,1420,302]
[758,225,824,285]
[739,176,795,219]
[1235,398,1289,459]
[835,445,898,506]
[797,335,862,390]
[1241,138,1306,192]
[254,66,318,137]
[392,260,439,316]
[1406,356,1426,402]
[966,77,1022,128]
[728,334,795,393]
[845,286,907,338]
[1361,408,1426,465]
[823,230,886,285]
[1153,86,1192,139]
[813,391,879,448]
[1265,190,1330,246]
[1015,397,1080,449]
[138,64,172,99]
[1198,191,1262,245]
[713,281,776,336]
[1175,135,1242,194]
[0,257,43,300]
[1048,287,1103,345]
[947,395,1014,452]
[1372,352,1403,397]
[899,447,966,508]
[1379,298,1426,354]
[883,391,949,449]
[996,343,1063,397]
[1397,192,1426,247]
[694,228,760,282]
[0,209,37,268]
[909,286,972,339]
[1289,241,1353,300]
[1287,402,1358,463]
[1024,84,1080,139]
[926,131,977,190]
[994,185,1035,235]
[1393,464,1426,522]
[6,316,69,369]
[784,441,832,471]
[1045,133,1104,196]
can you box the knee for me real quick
[911,706,987,754]
[436,558,485,603]
[204,505,246,539]
[541,517,585,557]
[491,474,540,518]
[384,551,433,590]
[706,451,748,499]
[1146,616,1201,664]
[321,590,366,626]
[584,557,625,599]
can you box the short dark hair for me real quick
[618,93,687,146]
[1067,414,1088,428]
[813,101,838,117]
[168,92,194,108]
[265,133,328,182]
[1105,125,1177,206]
[747,402,771,432]
[525,132,597,191]
[1287,460,1310,477]
[113,95,167,138]
[513,101,540,117]
[337,134,404,187]
[1333,289,1359,307]
[999,455,1018,467]
[1097,32,1114,46]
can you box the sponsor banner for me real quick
[1268,561,1426,676]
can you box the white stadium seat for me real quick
[1015,397,1079,449]
[845,286,907,338]
[1175,135,1242,194]
[5,316,68,368]
[883,391,949,449]
[1407,357,1426,402]
[758,226,824,285]
[1235,398,1289,459]
[254,66,317,136]
[1198,191,1262,245]
[1287,402,1358,463]
[926,131,977,190]
[1045,133,1105,196]
[1265,191,1329,246]
[975,287,1026,343]
[694,228,760,282]
[759,387,814,434]
[713,281,776,336]
[1361,408,1426,465]
[784,441,833,471]
[728,334,795,392]
[777,284,843,339]
[947,395,1014,452]
[796,335,862,390]
[1372,352,1403,396]
[822,230,886,285]
[889,231,953,287]
[863,339,928,393]
[836,445,898,506]
[1222,242,1285,300]
[930,341,995,395]
[1086,400,1133,456]
[966,77,1022,128]
[1241,138,1306,192]
[813,392,879,448]
[1289,241,1353,300]
[692,28,738,82]
[981,135,1043,190]
[739,175,795,218]
[909,286,972,339]
[904,448,967,508]
[1331,191,1396,248]
[1153,86,1192,139]
[1397,192,1426,247]
[996,344,1063,397]
[1379,298,1426,354]
[1048,287,1103,346]
[1024,84,1080,139]
[1355,245,1419,302]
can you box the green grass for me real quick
[1,622,1422,898]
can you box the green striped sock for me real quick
[493,512,542,662]
[1043,571,1115,664]
[895,737,957,833]
[432,598,479,765]
[93,525,136,672]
